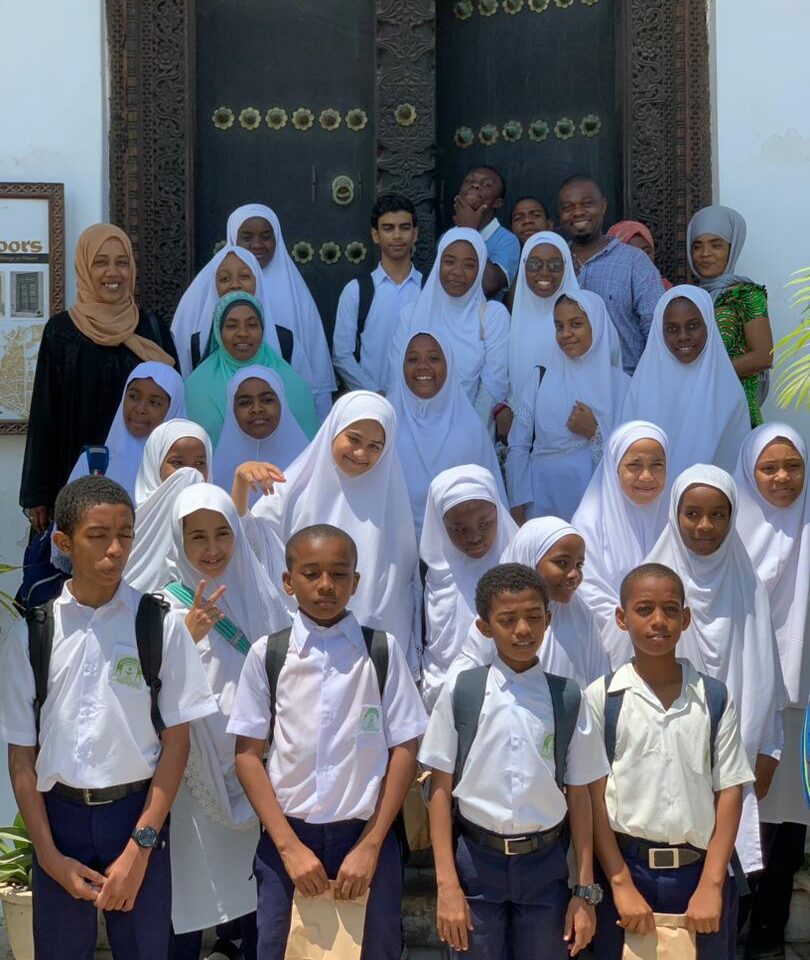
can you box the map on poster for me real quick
[0,197,50,419]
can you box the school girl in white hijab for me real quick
[66,361,186,499]
[250,391,420,671]
[646,464,785,872]
[212,365,308,505]
[506,289,628,522]
[420,464,517,711]
[733,424,810,826]
[387,324,504,535]
[227,203,336,416]
[170,241,328,416]
[163,483,290,937]
[390,227,509,421]
[573,421,670,668]
[620,284,750,478]
[124,419,212,592]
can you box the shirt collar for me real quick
[56,577,137,614]
[291,609,363,654]
[373,262,420,287]
[577,236,620,267]
[479,218,501,242]
[608,659,705,707]
[490,654,543,689]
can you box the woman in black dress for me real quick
[20,223,178,531]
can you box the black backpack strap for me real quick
[264,627,293,746]
[545,672,582,792]
[354,272,375,362]
[361,626,389,700]
[451,666,490,786]
[530,365,547,449]
[602,673,621,766]
[700,673,728,770]
[136,594,168,738]
[275,325,294,365]
[190,331,202,371]
[25,601,55,743]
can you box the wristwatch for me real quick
[572,883,604,906]
[131,826,162,850]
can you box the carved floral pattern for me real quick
[238,107,262,130]
[319,241,342,265]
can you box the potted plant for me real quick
[774,266,810,410]
[0,814,34,960]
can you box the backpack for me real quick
[264,625,389,745]
[352,269,427,364]
[451,666,582,792]
[189,323,294,371]
[25,593,169,742]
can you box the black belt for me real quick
[52,779,152,806]
[616,833,705,869]
[457,815,567,856]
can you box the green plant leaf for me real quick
[0,827,31,847]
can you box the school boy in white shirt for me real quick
[420,563,609,960]
[333,194,422,392]
[586,562,754,960]
[0,476,217,960]
[228,523,427,960]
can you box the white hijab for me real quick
[508,230,579,397]
[170,243,282,374]
[387,324,504,535]
[404,227,488,400]
[734,424,810,705]
[251,391,418,662]
[420,464,517,709]
[500,518,610,687]
[212,365,308,503]
[573,421,670,666]
[125,419,213,592]
[646,465,783,762]
[166,483,288,831]
[620,285,750,478]
[226,204,336,396]
[66,361,186,499]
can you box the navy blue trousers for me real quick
[168,914,258,960]
[594,851,738,960]
[32,787,171,960]
[452,834,571,960]
[253,818,402,960]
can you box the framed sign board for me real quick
[0,182,65,431]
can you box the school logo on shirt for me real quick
[358,705,382,735]
[541,733,555,760]
[111,655,144,689]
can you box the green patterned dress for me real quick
[713,282,768,427]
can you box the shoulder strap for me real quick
[530,365,547,449]
[478,300,486,341]
[354,272,375,362]
[136,594,168,738]
[545,672,582,792]
[26,601,55,743]
[700,673,728,770]
[190,331,201,371]
[264,627,293,746]
[451,666,490,786]
[275,324,294,365]
[361,626,389,700]
[602,673,622,766]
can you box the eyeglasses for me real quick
[525,257,565,274]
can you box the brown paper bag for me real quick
[623,913,696,960]
[284,883,369,960]
[402,769,432,852]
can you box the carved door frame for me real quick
[106,0,711,321]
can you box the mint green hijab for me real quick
[184,291,318,445]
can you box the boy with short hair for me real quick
[586,562,754,960]
[453,165,521,298]
[333,193,422,392]
[420,562,608,959]
[228,523,427,960]
[0,476,217,960]
[510,195,554,248]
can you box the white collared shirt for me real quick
[585,660,755,849]
[0,581,217,792]
[333,263,423,391]
[419,657,609,834]
[227,610,427,823]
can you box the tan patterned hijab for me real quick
[69,223,174,364]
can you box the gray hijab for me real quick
[687,205,752,302]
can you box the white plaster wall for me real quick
[0,0,107,822]
[712,0,810,441]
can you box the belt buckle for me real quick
[648,847,679,869]
[82,788,114,806]
[503,836,529,856]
